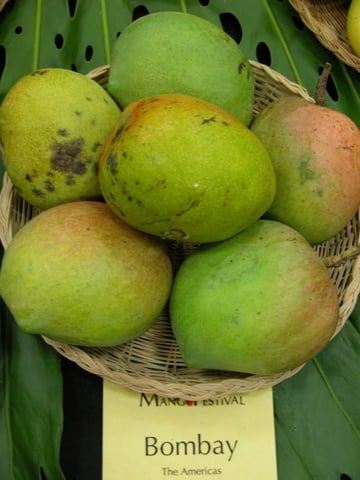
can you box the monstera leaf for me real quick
[0,1,359,479]
[274,308,360,480]
[0,0,359,120]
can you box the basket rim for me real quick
[87,60,315,102]
[289,0,360,72]
[42,334,308,399]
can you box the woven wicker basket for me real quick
[1,61,360,400]
[289,0,360,72]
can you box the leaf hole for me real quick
[198,0,210,5]
[219,12,242,44]
[318,65,339,102]
[68,0,77,18]
[256,42,272,66]
[85,45,93,61]
[340,475,353,480]
[54,33,64,49]
[40,467,48,479]
[0,45,6,81]
[132,5,149,21]
[292,14,305,31]
[70,64,77,72]
[14,25,23,34]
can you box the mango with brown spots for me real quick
[0,201,173,346]
[99,93,276,244]
[0,68,121,209]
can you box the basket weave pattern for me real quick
[1,61,359,399]
[289,0,360,72]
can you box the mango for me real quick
[0,201,173,347]
[0,68,121,209]
[347,0,360,56]
[170,219,339,375]
[98,93,276,244]
[107,11,254,126]
[251,96,360,244]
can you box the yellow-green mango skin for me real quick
[0,201,173,347]
[170,220,339,375]
[98,93,276,244]
[251,97,360,245]
[347,0,360,56]
[0,68,121,210]
[108,11,254,126]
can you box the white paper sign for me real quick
[103,381,278,479]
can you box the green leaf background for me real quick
[0,297,65,480]
[0,1,359,479]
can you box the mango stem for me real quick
[315,62,332,106]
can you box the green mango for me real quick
[170,219,339,375]
[99,93,276,244]
[108,11,254,126]
[0,68,121,210]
